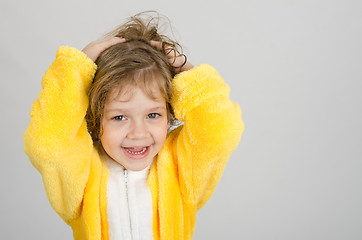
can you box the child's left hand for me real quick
[150,40,193,73]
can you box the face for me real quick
[100,84,168,171]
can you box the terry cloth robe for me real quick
[23,46,244,240]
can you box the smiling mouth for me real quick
[122,146,151,159]
[124,147,148,155]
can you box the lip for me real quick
[122,146,151,159]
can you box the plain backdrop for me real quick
[1,0,361,239]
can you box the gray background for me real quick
[1,0,361,239]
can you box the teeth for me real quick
[125,147,147,155]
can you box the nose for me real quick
[127,120,149,139]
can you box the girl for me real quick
[24,12,244,240]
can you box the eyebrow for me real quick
[105,106,166,113]
[148,106,167,112]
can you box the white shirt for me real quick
[104,157,153,240]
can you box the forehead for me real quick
[109,69,168,101]
[107,81,165,103]
[108,81,164,98]
[104,86,166,115]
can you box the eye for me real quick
[113,115,126,121]
[147,113,160,119]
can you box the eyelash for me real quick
[112,115,126,121]
[112,113,161,121]
[147,113,161,119]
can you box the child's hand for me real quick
[82,37,126,62]
[150,40,193,73]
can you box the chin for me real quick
[125,161,152,171]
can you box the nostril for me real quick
[128,122,149,139]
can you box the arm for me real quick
[170,64,244,210]
[149,40,244,209]
[23,46,97,222]
[23,38,124,222]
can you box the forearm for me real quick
[171,64,244,209]
[23,46,97,221]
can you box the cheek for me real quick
[154,120,168,143]
[100,123,121,147]
[100,131,112,150]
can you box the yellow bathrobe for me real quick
[23,46,244,239]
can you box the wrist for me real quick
[179,62,194,72]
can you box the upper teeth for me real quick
[125,147,147,155]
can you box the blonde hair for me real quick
[86,12,181,141]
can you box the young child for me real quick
[24,12,244,240]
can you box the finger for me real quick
[149,40,163,50]
[82,37,126,62]
[150,40,174,53]
[98,37,126,50]
[150,40,178,59]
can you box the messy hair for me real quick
[86,11,181,142]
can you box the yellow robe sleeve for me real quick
[170,64,244,210]
[23,46,97,223]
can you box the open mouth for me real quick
[124,147,147,155]
[122,146,150,159]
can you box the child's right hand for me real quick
[82,37,125,62]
